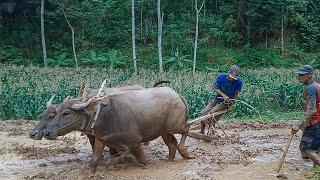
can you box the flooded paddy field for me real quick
[0,120,313,179]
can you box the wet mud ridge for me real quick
[0,120,312,179]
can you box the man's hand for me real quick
[222,95,230,102]
[291,126,299,135]
[227,106,232,112]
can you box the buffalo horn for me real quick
[96,79,107,97]
[82,83,89,99]
[71,97,94,110]
[63,96,71,102]
[46,94,56,108]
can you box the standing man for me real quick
[292,65,320,166]
[200,65,243,134]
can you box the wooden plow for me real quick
[187,109,228,141]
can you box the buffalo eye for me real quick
[63,111,71,116]
[48,112,56,119]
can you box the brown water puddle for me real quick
[0,120,316,179]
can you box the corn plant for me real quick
[0,65,317,120]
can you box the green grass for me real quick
[1,65,318,120]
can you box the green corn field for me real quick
[0,65,319,120]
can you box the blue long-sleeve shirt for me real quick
[213,73,243,104]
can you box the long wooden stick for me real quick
[187,109,228,124]
[275,134,294,173]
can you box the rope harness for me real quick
[49,117,82,133]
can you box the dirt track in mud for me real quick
[0,120,314,180]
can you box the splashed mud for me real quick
[0,120,313,179]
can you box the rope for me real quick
[50,117,82,133]
[217,97,262,121]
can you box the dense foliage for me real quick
[1,65,319,120]
[0,0,319,70]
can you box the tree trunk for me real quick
[281,19,284,54]
[193,0,204,75]
[62,9,78,68]
[157,0,163,73]
[132,0,137,73]
[265,33,268,49]
[193,12,199,74]
[41,0,48,67]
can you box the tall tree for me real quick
[192,0,204,74]
[41,0,48,67]
[157,0,164,73]
[62,8,78,68]
[132,0,137,73]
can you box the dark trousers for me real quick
[300,121,320,158]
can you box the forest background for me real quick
[0,0,319,120]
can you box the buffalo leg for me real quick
[91,138,105,173]
[109,147,121,157]
[129,145,148,166]
[88,134,120,157]
[86,134,95,151]
[162,134,178,161]
[178,132,194,159]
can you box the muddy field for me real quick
[0,120,315,179]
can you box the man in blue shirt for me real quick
[200,65,243,134]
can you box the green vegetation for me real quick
[1,65,318,120]
[0,1,319,70]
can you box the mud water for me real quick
[0,120,314,179]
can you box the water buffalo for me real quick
[44,87,193,173]
[29,81,170,140]
[29,81,170,157]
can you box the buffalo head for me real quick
[44,80,108,140]
[29,95,57,140]
[43,96,108,140]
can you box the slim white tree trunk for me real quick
[157,0,163,73]
[132,0,137,73]
[41,0,48,67]
[193,0,204,75]
[62,9,78,68]
[265,33,268,49]
[193,12,199,74]
[281,19,284,54]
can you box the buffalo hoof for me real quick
[181,154,195,159]
[90,162,98,173]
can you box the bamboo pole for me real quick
[275,134,294,173]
